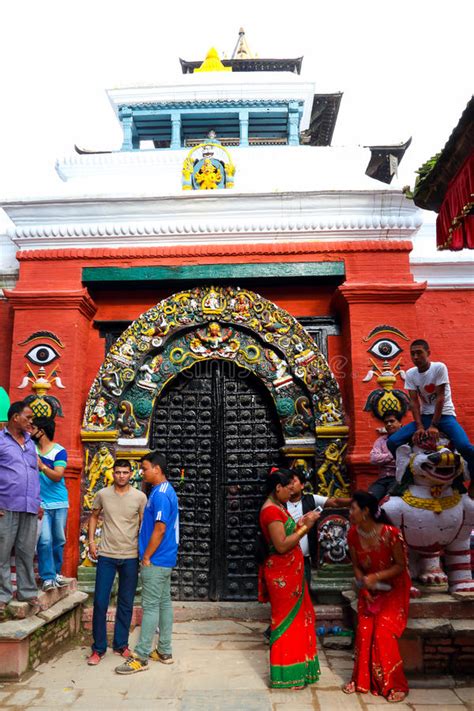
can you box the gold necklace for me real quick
[269,496,286,512]
[402,489,461,512]
[357,525,378,539]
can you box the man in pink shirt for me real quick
[369,412,402,501]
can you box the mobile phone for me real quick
[314,506,323,513]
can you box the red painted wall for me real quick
[415,289,474,435]
[6,241,473,575]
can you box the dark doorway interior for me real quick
[150,359,283,601]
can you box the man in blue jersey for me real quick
[116,451,179,674]
[31,416,69,591]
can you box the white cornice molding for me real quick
[2,190,422,251]
[410,262,474,289]
[106,74,316,129]
[55,145,385,188]
[409,219,474,288]
[0,272,19,299]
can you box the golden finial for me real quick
[194,47,232,73]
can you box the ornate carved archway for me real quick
[83,286,345,439]
[79,286,348,567]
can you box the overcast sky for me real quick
[0,0,472,198]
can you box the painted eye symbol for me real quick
[367,339,402,360]
[26,344,60,365]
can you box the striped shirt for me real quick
[38,442,69,509]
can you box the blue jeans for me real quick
[92,556,139,655]
[387,414,474,477]
[37,507,68,582]
[135,565,173,659]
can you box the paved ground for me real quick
[0,620,472,710]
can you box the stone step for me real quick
[0,590,87,641]
[0,588,88,680]
[409,592,474,619]
[4,578,77,620]
[342,588,474,675]
[342,588,474,619]
[81,599,349,633]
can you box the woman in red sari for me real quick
[258,468,321,689]
[343,491,410,703]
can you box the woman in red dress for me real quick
[258,468,321,689]
[343,491,410,703]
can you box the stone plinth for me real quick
[82,599,351,640]
[0,580,88,680]
[311,564,354,605]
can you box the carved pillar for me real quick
[4,288,97,576]
[170,111,182,149]
[120,107,138,151]
[332,282,426,490]
[288,101,300,146]
[239,109,249,147]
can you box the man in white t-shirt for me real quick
[287,471,351,585]
[387,339,474,486]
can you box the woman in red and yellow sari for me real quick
[343,491,410,704]
[258,468,321,689]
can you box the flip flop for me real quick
[341,682,356,694]
[387,690,407,703]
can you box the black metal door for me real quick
[151,359,282,601]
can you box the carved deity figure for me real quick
[202,288,223,313]
[318,395,343,425]
[89,396,114,429]
[139,354,163,383]
[195,158,222,189]
[230,292,252,321]
[117,337,136,360]
[265,349,289,380]
[317,440,349,497]
[383,439,474,594]
[84,445,115,508]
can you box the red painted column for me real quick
[332,283,426,491]
[4,288,97,576]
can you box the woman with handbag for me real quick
[258,467,321,689]
[343,491,410,703]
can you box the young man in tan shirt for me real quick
[87,459,147,665]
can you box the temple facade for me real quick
[0,32,473,600]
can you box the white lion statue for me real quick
[383,439,474,594]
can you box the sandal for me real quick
[341,681,356,694]
[387,690,407,703]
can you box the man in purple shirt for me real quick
[369,411,402,502]
[0,401,40,618]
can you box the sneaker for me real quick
[115,657,149,674]
[42,580,56,592]
[113,646,133,658]
[149,650,174,664]
[55,574,69,587]
[87,651,104,666]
